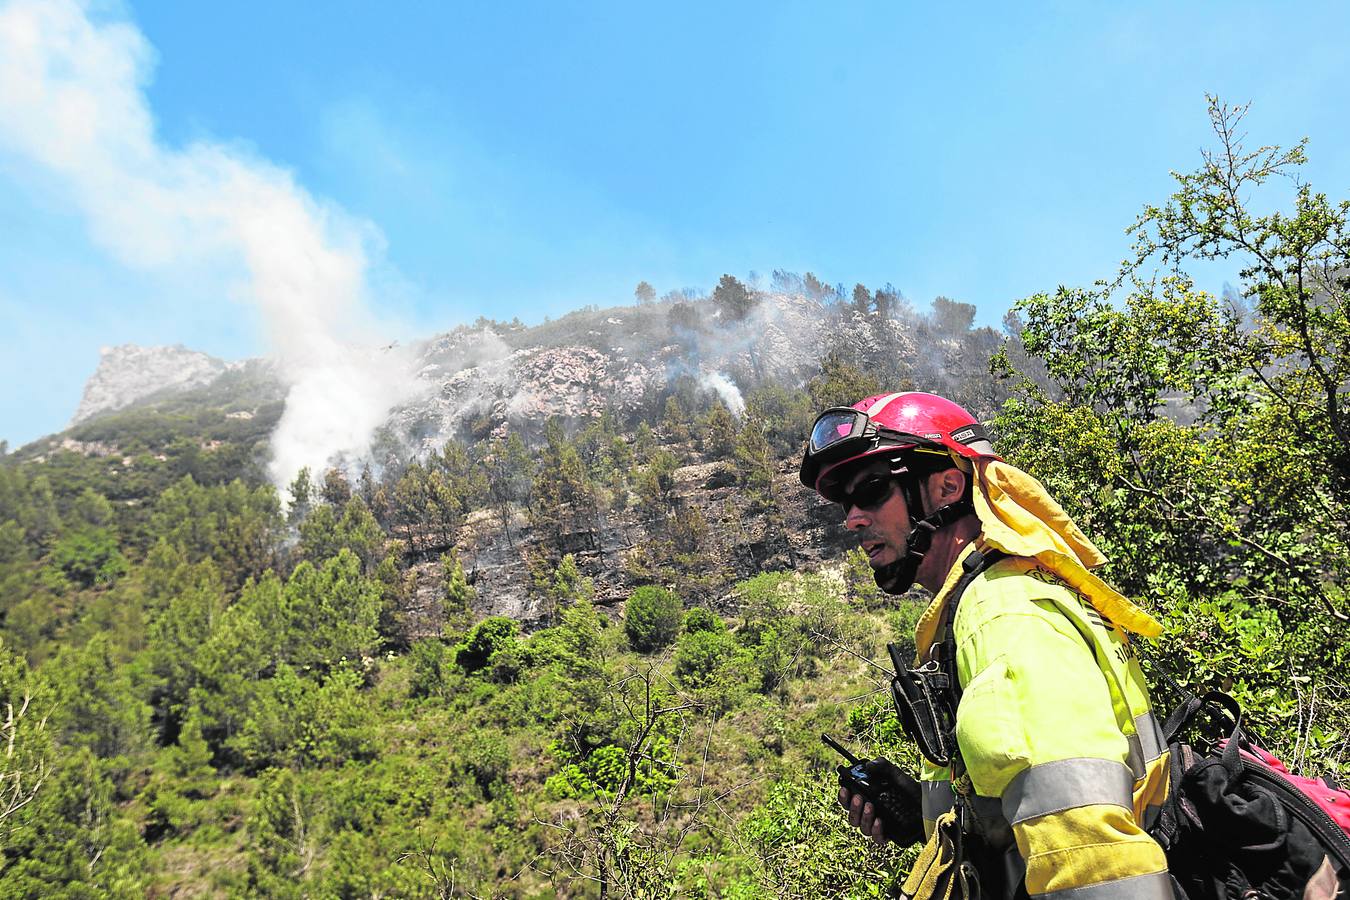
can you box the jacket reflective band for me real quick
[1126,711,1166,778]
[921,780,955,820]
[1002,758,1134,825]
[1040,870,1173,899]
[920,779,1007,832]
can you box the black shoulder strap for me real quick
[883,546,1013,776]
[931,547,1010,703]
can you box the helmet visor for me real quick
[801,406,950,492]
[808,408,871,454]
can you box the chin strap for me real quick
[874,480,976,595]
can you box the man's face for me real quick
[835,461,914,570]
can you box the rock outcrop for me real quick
[70,344,231,426]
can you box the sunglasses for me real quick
[831,475,897,512]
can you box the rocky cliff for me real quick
[387,291,840,453]
[70,344,233,426]
[399,448,860,638]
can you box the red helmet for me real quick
[799,391,999,499]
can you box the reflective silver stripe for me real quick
[923,781,1016,848]
[864,392,906,415]
[921,780,954,820]
[1126,733,1146,778]
[1135,711,1166,763]
[1038,870,1172,900]
[1002,758,1134,825]
[1126,711,1167,779]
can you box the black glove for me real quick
[837,755,926,846]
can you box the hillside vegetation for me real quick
[2,99,1348,898]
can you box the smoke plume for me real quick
[698,371,745,419]
[0,0,414,488]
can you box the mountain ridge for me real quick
[56,286,991,474]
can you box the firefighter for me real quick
[801,391,1172,899]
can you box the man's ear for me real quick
[930,468,966,505]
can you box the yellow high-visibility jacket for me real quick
[916,544,1172,900]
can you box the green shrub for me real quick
[544,739,678,800]
[673,628,739,688]
[45,528,129,588]
[740,776,909,897]
[458,728,510,798]
[455,616,520,673]
[624,585,683,651]
[408,638,453,698]
[682,606,726,634]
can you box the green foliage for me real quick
[993,97,1350,776]
[745,384,814,457]
[740,776,908,898]
[0,748,150,898]
[277,550,384,671]
[457,728,510,798]
[320,467,352,507]
[624,585,683,652]
[391,461,462,553]
[548,552,596,606]
[1127,97,1350,488]
[674,628,741,690]
[440,549,476,632]
[546,738,677,801]
[530,419,602,548]
[732,570,869,695]
[683,606,726,634]
[46,633,152,763]
[44,527,128,589]
[713,274,757,323]
[0,638,53,843]
[245,766,321,895]
[150,476,282,591]
[286,465,314,526]
[998,279,1238,422]
[843,547,885,610]
[298,495,387,573]
[852,283,872,313]
[661,395,693,444]
[136,704,223,844]
[183,551,381,763]
[230,664,375,770]
[734,417,779,512]
[696,402,739,459]
[455,616,522,675]
[0,520,27,565]
[408,638,455,699]
[146,555,227,725]
[482,431,534,543]
[806,354,883,411]
[17,474,61,550]
[9,98,1347,895]
[70,488,114,530]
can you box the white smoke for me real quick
[0,0,414,489]
[699,371,745,419]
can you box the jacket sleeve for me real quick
[954,598,1170,899]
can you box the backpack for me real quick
[1150,691,1350,900]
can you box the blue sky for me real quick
[3,0,1350,447]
